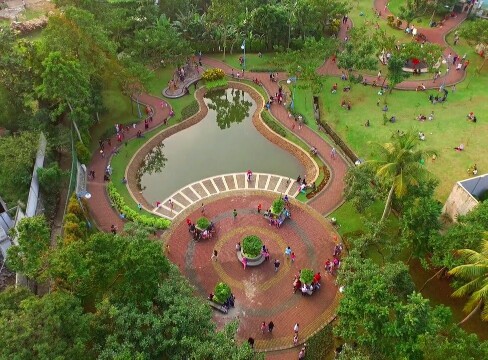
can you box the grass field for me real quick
[208,52,282,72]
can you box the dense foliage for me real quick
[242,235,263,258]
[213,282,232,304]
[196,216,211,229]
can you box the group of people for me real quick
[428,89,449,104]
[467,112,477,123]
[207,292,235,310]
[324,243,343,276]
[341,99,352,110]
[292,271,322,296]
[187,218,216,241]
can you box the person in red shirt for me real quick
[313,272,321,283]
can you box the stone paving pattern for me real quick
[163,192,340,353]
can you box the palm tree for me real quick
[448,236,488,325]
[367,131,434,222]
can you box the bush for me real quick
[271,197,285,215]
[181,100,199,120]
[306,324,334,359]
[396,19,403,28]
[242,235,263,258]
[261,111,287,138]
[249,39,267,53]
[202,68,225,81]
[387,15,395,27]
[213,282,231,304]
[37,163,64,192]
[196,217,210,230]
[67,195,85,220]
[75,141,91,165]
[107,182,171,229]
[300,268,314,285]
[205,78,228,91]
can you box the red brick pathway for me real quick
[86,94,172,231]
[164,192,341,353]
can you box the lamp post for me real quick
[241,39,246,71]
[287,76,297,110]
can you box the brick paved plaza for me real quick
[164,191,341,352]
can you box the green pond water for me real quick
[140,88,304,204]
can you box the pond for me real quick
[140,88,304,204]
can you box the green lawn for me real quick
[387,0,444,26]
[208,52,282,72]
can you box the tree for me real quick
[7,215,51,280]
[335,250,447,359]
[461,19,488,70]
[343,165,381,213]
[337,26,378,84]
[0,289,92,359]
[207,0,243,58]
[448,235,488,324]
[366,131,435,222]
[0,132,39,205]
[37,51,92,122]
[386,55,410,93]
[250,4,288,49]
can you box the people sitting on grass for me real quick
[454,143,465,151]
[331,83,338,93]
[365,119,370,127]
[389,116,396,123]
[382,104,389,112]
[417,114,427,121]
[343,85,351,92]
[419,132,426,141]
[428,111,435,121]
[253,78,262,86]
[467,112,477,123]
[310,146,318,156]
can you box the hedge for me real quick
[261,111,287,138]
[205,78,228,91]
[306,324,334,359]
[181,100,199,120]
[242,235,263,258]
[107,182,171,230]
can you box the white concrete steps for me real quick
[153,172,301,220]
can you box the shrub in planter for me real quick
[196,217,211,230]
[213,282,231,304]
[242,235,263,258]
[202,68,225,81]
[75,141,91,165]
[271,197,285,215]
[300,268,314,285]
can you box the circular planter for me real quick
[236,250,264,267]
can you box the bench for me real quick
[208,300,228,314]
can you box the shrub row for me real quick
[205,78,228,91]
[181,100,199,120]
[107,182,171,229]
[261,111,287,138]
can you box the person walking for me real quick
[168,199,174,212]
[247,337,255,349]
[293,333,299,346]
[110,224,117,235]
[211,249,218,261]
[294,323,299,334]
[291,252,296,262]
[201,203,205,215]
[268,321,275,333]
[257,203,262,214]
[261,321,266,334]
[285,246,292,259]
[331,147,337,159]
[233,209,238,221]
[274,259,281,272]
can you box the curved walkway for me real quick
[154,173,302,220]
[86,94,173,231]
[317,0,468,90]
[201,57,349,216]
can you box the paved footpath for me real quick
[86,94,172,231]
